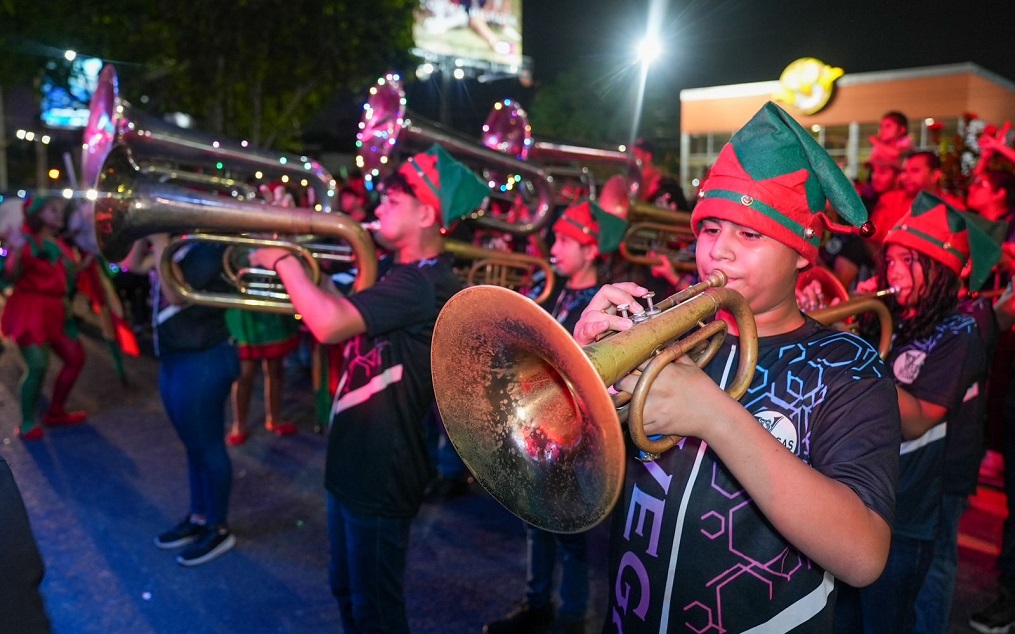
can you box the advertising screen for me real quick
[413,0,523,70]
[40,55,104,129]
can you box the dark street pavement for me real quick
[0,307,1007,633]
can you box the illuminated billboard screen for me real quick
[40,55,104,129]
[413,0,524,70]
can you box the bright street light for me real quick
[636,34,662,66]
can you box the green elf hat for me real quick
[398,143,490,227]
[23,196,53,216]
[884,191,1002,292]
[552,199,628,254]
[691,101,873,263]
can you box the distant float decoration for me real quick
[773,58,843,115]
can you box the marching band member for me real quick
[837,193,997,632]
[573,102,900,632]
[250,144,488,633]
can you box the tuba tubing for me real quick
[618,219,698,272]
[83,65,337,211]
[93,144,376,312]
[357,75,554,236]
[443,239,555,304]
[808,289,897,361]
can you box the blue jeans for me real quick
[914,493,968,633]
[835,533,934,633]
[327,492,413,634]
[159,341,238,527]
[525,524,588,621]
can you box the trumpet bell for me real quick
[431,286,625,534]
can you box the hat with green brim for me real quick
[884,191,1002,292]
[398,144,490,227]
[552,199,628,254]
[691,101,873,262]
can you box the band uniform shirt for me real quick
[152,243,231,356]
[604,318,900,633]
[325,255,462,518]
[890,311,985,540]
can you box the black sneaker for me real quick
[175,526,236,567]
[483,602,555,634]
[972,584,1015,634]
[154,517,206,550]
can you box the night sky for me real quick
[523,0,1015,101]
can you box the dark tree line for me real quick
[1,0,418,150]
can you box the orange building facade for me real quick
[678,62,1015,191]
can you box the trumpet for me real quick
[430,270,757,533]
[796,266,896,360]
[618,219,698,272]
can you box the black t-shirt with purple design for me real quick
[890,311,985,539]
[604,318,899,633]
[325,255,462,518]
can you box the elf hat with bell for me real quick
[398,144,490,227]
[692,101,872,263]
[552,199,628,254]
[884,191,1002,291]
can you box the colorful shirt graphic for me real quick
[605,319,899,633]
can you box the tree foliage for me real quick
[1,0,418,150]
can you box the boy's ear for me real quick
[420,203,441,229]
[795,254,810,272]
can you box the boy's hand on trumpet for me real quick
[573,282,649,345]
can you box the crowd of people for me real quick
[3,99,1015,633]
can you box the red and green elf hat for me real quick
[884,191,1002,291]
[691,101,872,263]
[23,196,56,216]
[398,144,490,227]
[552,199,628,254]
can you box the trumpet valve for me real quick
[631,291,661,324]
